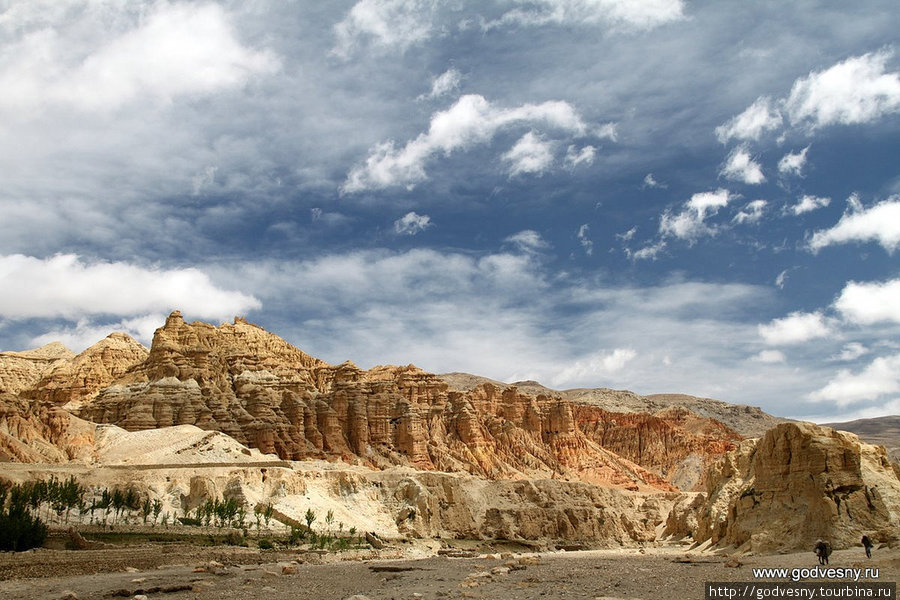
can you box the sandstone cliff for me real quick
[25,333,148,409]
[65,312,689,491]
[440,374,786,438]
[0,342,74,396]
[0,392,96,463]
[666,422,900,552]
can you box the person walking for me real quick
[862,535,873,559]
[815,540,830,565]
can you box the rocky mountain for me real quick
[665,422,900,551]
[24,332,148,410]
[439,374,787,438]
[1,311,745,492]
[0,342,75,396]
[823,415,900,464]
[3,312,900,552]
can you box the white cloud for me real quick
[720,145,765,184]
[394,211,433,235]
[659,188,731,241]
[503,131,555,176]
[642,173,666,189]
[808,354,900,406]
[564,145,596,168]
[790,194,830,216]
[832,342,869,362]
[504,230,549,253]
[775,269,790,289]
[733,199,767,225]
[785,49,900,129]
[617,227,637,242]
[834,278,900,325]
[332,0,438,58]
[551,348,637,387]
[595,122,619,141]
[808,197,900,253]
[778,146,810,177]
[342,94,587,192]
[0,2,278,114]
[752,350,786,364]
[715,96,783,143]
[629,240,666,261]
[419,67,462,100]
[758,311,831,345]
[31,314,163,352]
[489,0,686,32]
[0,254,260,321]
[577,224,594,256]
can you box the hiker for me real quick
[814,540,831,565]
[862,535,873,559]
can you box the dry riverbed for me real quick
[1,541,897,600]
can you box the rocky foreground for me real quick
[1,544,898,600]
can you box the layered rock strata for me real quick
[69,312,694,490]
[665,422,900,551]
[0,342,74,396]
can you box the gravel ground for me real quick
[0,543,897,600]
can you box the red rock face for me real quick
[574,405,741,490]
[18,312,738,491]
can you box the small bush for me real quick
[258,538,273,550]
[224,531,245,546]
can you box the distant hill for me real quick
[822,415,900,464]
[438,373,788,438]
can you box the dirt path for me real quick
[1,545,897,600]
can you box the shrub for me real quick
[0,503,48,551]
[258,538,274,550]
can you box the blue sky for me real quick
[1,0,898,422]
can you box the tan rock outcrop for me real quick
[26,333,148,409]
[0,393,95,462]
[0,342,74,395]
[672,422,900,551]
[70,312,686,491]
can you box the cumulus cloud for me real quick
[752,350,786,363]
[758,311,831,345]
[0,2,278,114]
[778,146,810,177]
[720,145,765,184]
[418,67,462,100]
[807,354,900,406]
[785,49,900,130]
[577,224,594,256]
[808,197,900,253]
[488,0,686,32]
[503,131,555,176]
[504,230,549,253]
[393,211,433,235]
[790,194,830,216]
[733,199,767,225]
[342,94,587,192]
[551,348,637,387]
[564,145,596,168]
[832,342,869,362]
[0,254,260,321]
[834,278,900,324]
[659,188,731,241]
[332,0,438,58]
[715,97,783,143]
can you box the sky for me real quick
[0,0,898,423]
